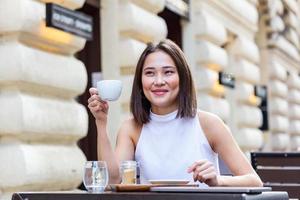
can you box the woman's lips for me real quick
[152,89,168,96]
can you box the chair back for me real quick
[251,152,300,199]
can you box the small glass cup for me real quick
[120,160,138,184]
[83,161,109,193]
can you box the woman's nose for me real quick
[154,75,166,85]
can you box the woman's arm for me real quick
[96,120,120,183]
[88,88,137,184]
[96,118,137,184]
[198,111,263,187]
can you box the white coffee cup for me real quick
[97,80,122,101]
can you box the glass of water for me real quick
[83,161,109,193]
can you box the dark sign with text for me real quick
[46,3,93,40]
[218,72,235,88]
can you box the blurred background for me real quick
[1,0,300,199]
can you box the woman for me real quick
[88,39,263,187]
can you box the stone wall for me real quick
[257,0,300,150]
[185,0,264,152]
[0,0,88,199]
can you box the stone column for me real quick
[190,0,263,152]
[257,0,300,151]
[185,1,230,123]
[117,0,167,118]
[100,0,167,146]
[0,0,88,199]
[100,0,121,145]
[226,36,263,152]
[287,73,300,150]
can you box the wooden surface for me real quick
[251,152,300,199]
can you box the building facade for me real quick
[1,0,300,199]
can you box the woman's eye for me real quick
[145,71,154,76]
[165,70,174,75]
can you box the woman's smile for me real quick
[151,88,169,96]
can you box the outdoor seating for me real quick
[251,152,300,199]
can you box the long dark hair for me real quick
[130,39,197,125]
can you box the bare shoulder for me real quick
[118,117,142,145]
[119,117,141,134]
[197,110,228,151]
[197,110,224,130]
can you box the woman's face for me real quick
[141,50,180,114]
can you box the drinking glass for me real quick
[120,160,138,184]
[83,161,109,193]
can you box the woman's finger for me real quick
[89,87,98,96]
[193,162,212,174]
[88,94,101,103]
[88,88,109,104]
[89,101,108,113]
[89,100,101,107]
[193,162,212,181]
[90,106,102,113]
[196,166,216,182]
[202,171,217,181]
[187,160,207,173]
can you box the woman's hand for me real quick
[187,160,220,186]
[88,88,109,123]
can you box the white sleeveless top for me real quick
[135,110,219,187]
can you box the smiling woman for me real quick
[87,39,263,187]
[130,41,196,125]
[140,52,180,117]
